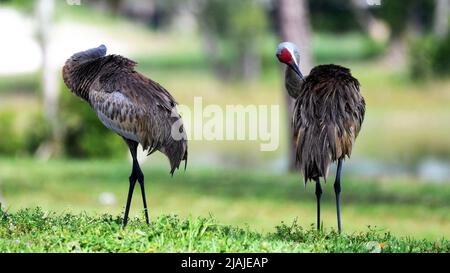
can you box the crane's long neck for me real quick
[285,66,305,99]
[63,58,104,101]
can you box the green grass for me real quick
[1,158,449,241]
[0,73,39,95]
[0,208,448,253]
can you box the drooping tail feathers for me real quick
[160,138,188,176]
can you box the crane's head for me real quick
[69,44,107,65]
[276,42,303,79]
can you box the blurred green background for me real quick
[0,0,449,240]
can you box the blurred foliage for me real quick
[22,111,51,154]
[409,36,435,80]
[432,36,450,76]
[410,35,450,80]
[151,0,186,29]
[0,74,40,95]
[0,111,23,155]
[309,0,361,33]
[373,0,435,37]
[0,0,34,12]
[59,83,125,159]
[313,33,385,63]
[197,0,268,37]
[196,0,268,80]
[0,108,49,156]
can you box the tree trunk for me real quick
[351,0,373,33]
[239,41,260,81]
[202,30,228,80]
[277,0,313,172]
[434,0,450,39]
[350,0,389,43]
[380,3,422,68]
[36,0,61,159]
[381,35,408,68]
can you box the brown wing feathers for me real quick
[293,65,365,182]
[63,50,188,175]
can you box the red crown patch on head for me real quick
[278,48,293,63]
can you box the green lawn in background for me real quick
[1,158,449,242]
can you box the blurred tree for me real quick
[409,36,435,80]
[276,0,313,171]
[409,34,450,80]
[427,0,450,77]
[372,0,450,79]
[231,1,268,80]
[434,0,449,39]
[88,0,124,16]
[35,0,62,159]
[152,0,185,29]
[195,0,268,81]
[308,0,360,33]
[0,111,23,155]
[373,0,435,66]
[120,0,155,25]
[120,0,192,30]
[350,0,389,44]
[110,0,123,15]
[195,0,230,78]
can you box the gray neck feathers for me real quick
[63,45,108,101]
[285,67,305,99]
[63,58,104,101]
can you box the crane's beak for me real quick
[289,63,304,80]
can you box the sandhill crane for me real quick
[276,42,365,233]
[63,45,188,226]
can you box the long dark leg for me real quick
[123,138,149,226]
[334,159,343,234]
[123,174,136,227]
[137,167,150,225]
[314,178,322,231]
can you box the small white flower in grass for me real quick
[366,241,382,253]
[98,192,117,206]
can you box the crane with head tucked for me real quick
[276,42,365,233]
[63,45,188,227]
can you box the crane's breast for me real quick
[292,64,365,180]
[91,91,142,142]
